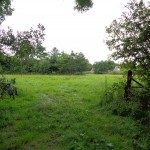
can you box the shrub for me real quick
[0,76,17,99]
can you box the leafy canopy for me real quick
[93,60,116,74]
[0,24,46,57]
[105,0,150,82]
[74,0,93,12]
[0,0,13,25]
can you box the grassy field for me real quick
[0,74,137,150]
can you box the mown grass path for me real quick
[0,75,136,149]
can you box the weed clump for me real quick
[0,76,17,99]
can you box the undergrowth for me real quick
[101,80,150,150]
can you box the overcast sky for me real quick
[1,0,130,64]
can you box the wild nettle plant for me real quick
[0,75,17,99]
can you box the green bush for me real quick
[0,76,17,99]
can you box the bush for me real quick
[0,76,17,99]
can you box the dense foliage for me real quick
[106,0,150,85]
[0,24,47,73]
[0,0,13,25]
[0,44,91,74]
[0,75,17,99]
[74,0,93,12]
[93,60,116,74]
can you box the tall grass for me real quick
[0,74,137,149]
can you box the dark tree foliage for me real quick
[74,0,93,12]
[93,60,116,74]
[0,27,15,54]
[0,0,13,25]
[0,24,47,73]
[48,47,60,73]
[0,44,91,74]
[56,51,90,74]
[105,0,150,84]
[0,24,46,56]
[15,24,46,60]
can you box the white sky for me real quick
[1,0,130,64]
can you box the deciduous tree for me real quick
[93,60,116,74]
[105,0,150,84]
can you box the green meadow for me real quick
[0,75,137,150]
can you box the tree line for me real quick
[0,47,92,74]
[0,25,116,74]
[0,43,116,75]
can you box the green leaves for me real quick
[105,0,150,82]
[74,0,93,12]
[0,0,14,24]
[56,51,90,74]
[0,24,47,73]
[93,60,116,74]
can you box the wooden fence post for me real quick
[124,70,132,100]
